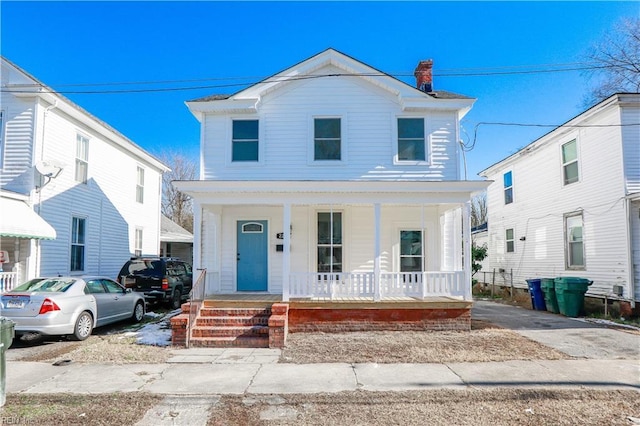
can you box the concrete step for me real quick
[195,315,270,327]
[191,325,269,338]
[188,336,269,348]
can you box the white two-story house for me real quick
[480,93,640,311]
[0,57,169,290]
[172,49,489,347]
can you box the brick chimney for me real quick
[414,60,433,92]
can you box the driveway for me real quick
[472,300,640,360]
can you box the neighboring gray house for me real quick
[160,214,193,264]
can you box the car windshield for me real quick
[125,260,163,276]
[12,278,76,293]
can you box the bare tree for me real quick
[159,150,197,233]
[582,17,640,106]
[470,192,488,228]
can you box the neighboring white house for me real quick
[479,93,640,306]
[0,57,169,290]
[176,49,489,301]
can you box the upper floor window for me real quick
[397,118,426,161]
[75,134,89,184]
[505,228,515,253]
[314,118,341,161]
[565,213,585,269]
[504,171,513,204]
[136,166,145,203]
[71,216,86,271]
[400,230,423,272]
[232,120,259,162]
[562,139,579,185]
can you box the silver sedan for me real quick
[0,276,145,341]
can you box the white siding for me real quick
[484,99,635,300]
[621,104,640,194]
[631,200,640,302]
[0,95,36,194]
[201,70,460,182]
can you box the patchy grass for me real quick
[207,389,640,426]
[2,393,162,425]
[281,323,570,364]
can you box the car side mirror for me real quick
[125,288,132,293]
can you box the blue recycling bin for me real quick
[526,279,547,311]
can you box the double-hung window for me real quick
[314,118,341,161]
[232,120,259,162]
[504,171,513,204]
[75,134,89,184]
[397,118,426,161]
[505,228,515,253]
[565,213,585,269]
[400,230,423,272]
[136,166,145,203]
[70,217,86,271]
[317,212,342,272]
[0,111,4,167]
[135,227,143,257]
[562,139,579,185]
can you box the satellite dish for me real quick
[35,161,60,177]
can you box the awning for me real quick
[0,196,56,240]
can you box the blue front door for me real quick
[237,220,268,291]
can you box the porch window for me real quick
[562,139,579,185]
[314,118,341,161]
[504,171,513,204]
[232,120,259,162]
[75,134,89,184]
[317,212,342,272]
[397,118,425,161]
[134,227,143,257]
[136,166,145,203]
[70,217,86,271]
[400,230,423,272]
[505,228,515,253]
[565,213,585,269]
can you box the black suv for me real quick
[117,257,192,309]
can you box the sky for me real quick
[1,1,638,178]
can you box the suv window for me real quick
[167,262,186,277]
[119,260,164,278]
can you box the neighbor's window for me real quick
[314,118,341,161]
[505,228,515,253]
[565,213,585,269]
[70,217,86,271]
[232,120,259,162]
[0,111,4,167]
[562,139,579,185]
[504,171,513,204]
[135,227,143,257]
[75,134,89,184]
[136,166,145,203]
[397,118,426,161]
[400,230,423,272]
[317,212,342,272]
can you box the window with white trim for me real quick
[505,228,515,253]
[317,212,342,272]
[314,118,341,161]
[136,166,145,203]
[562,139,579,185]
[504,171,513,204]
[0,111,4,167]
[232,120,259,162]
[565,213,585,269]
[397,118,426,161]
[70,217,86,271]
[75,134,89,184]
[135,227,143,257]
[400,230,423,272]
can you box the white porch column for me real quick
[374,203,381,301]
[193,201,202,273]
[282,203,291,302]
[462,201,472,301]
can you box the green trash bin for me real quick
[0,317,14,408]
[554,277,592,317]
[540,278,559,313]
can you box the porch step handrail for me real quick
[186,269,207,348]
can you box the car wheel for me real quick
[73,311,93,341]
[169,289,182,310]
[132,301,145,323]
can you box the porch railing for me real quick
[186,269,207,348]
[0,272,19,294]
[289,271,465,300]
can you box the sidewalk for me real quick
[7,348,640,395]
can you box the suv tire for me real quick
[169,288,182,310]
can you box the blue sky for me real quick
[1,1,638,177]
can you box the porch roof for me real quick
[174,180,491,205]
[0,195,56,240]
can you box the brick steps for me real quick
[188,306,272,348]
